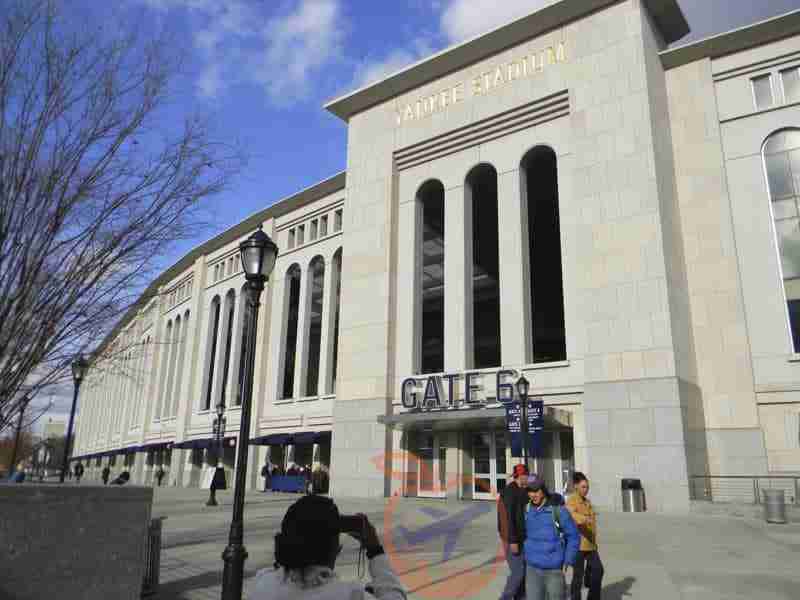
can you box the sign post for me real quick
[504,400,523,458]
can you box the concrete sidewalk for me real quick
[150,488,800,599]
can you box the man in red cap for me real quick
[497,463,529,600]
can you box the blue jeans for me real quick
[499,544,526,600]
[526,566,565,600]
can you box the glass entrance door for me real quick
[471,431,508,500]
[417,432,446,498]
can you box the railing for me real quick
[690,475,800,505]
[141,517,166,597]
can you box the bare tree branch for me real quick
[0,1,243,420]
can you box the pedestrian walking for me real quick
[566,472,604,600]
[523,475,580,600]
[101,465,111,485]
[74,462,84,483]
[261,461,272,492]
[156,466,166,487]
[498,464,530,600]
[248,494,407,600]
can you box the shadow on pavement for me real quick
[603,576,636,599]
[156,571,221,599]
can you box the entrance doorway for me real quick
[408,431,446,498]
[470,431,507,500]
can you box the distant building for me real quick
[73,0,800,512]
[43,419,70,439]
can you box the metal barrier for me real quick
[690,476,800,505]
[141,517,166,597]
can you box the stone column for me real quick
[316,252,336,395]
[292,267,312,399]
[497,169,529,367]
[444,184,472,372]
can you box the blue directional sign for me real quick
[505,400,523,457]
[526,398,544,457]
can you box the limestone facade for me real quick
[73,0,800,511]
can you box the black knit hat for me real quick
[275,495,341,569]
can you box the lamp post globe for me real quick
[515,375,530,400]
[221,226,277,600]
[61,354,88,483]
[239,226,278,285]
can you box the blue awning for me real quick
[293,431,316,445]
[250,433,292,446]
[172,437,236,450]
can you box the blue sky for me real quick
[68,0,800,265]
[34,0,800,426]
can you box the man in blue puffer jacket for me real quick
[523,476,580,600]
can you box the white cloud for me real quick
[351,38,435,89]
[137,0,345,104]
[347,0,550,93]
[440,0,550,43]
[258,0,345,103]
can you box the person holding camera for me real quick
[249,495,406,600]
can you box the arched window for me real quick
[331,249,342,394]
[171,311,189,416]
[305,256,326,395]
[467,164,501,369]
[235,287,250,406]
[203,297,222,411]
[417,180,445,374]
[282,265,302,399]
[219,290,236,407]
[521,146,566,363]
[164,315,180,419]
[764,129,800,351]
[156,320,172,420]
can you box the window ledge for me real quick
[522,360,571,371]
[787,354,800,363]
[274,399,294,405]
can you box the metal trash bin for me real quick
[621,478,645,512]
[763,489,787,524]
[142,516,167,597]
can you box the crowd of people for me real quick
[260,461,330,494]
[498,466,603,600]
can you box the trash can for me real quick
[621,478,645,512]
[763,489,787,524]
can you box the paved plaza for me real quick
[150,487,800,600]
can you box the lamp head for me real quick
[239,226,278,282]
[515,375,530,398]
[71,355,88,383]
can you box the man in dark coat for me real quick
[74,463,84,483]
[497,464,530,600]
[101,465,111,485]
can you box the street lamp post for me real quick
[61,355,88,483]
[221,226,277,600]
[207,402,226,507]
[516,375,530,469]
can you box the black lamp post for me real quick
[516,375,530,468]
[207,401,227,507]
[221,226,277,600]
[61,355,88,483]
